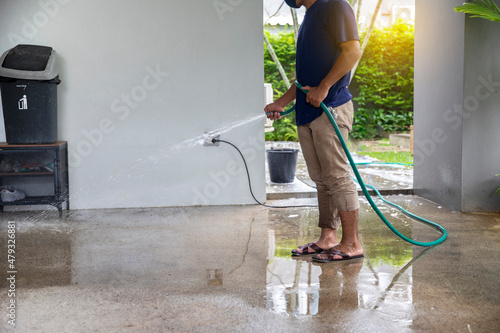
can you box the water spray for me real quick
[209,82,447,247]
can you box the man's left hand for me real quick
[302,84,329,108]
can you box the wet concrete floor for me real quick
[266,141,413,200]
[1,196,499,332]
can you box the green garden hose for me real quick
[355,161,413,166]
[269,81,447,247]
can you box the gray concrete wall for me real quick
[415,0,500,211]
[414,0,465,210]
[462,14,500,211]
[0,0,265,209]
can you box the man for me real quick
[264,0,363,262]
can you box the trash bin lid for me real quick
[0,44,59,81]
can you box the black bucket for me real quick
[267,148,299,183]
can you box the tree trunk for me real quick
[350,0,383,83]
[356,0,363,20]
[264,33,291,89]
[291,7,299,47]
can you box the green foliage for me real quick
[455,0,500,23]
[263,22,415,141]
[351,21,415,139]
[265,115,299,141]
[264,30,299,141]
[357,151,414,165]
[263,31,296,98]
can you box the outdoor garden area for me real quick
[264,0,500,196]
[264,18,415,164]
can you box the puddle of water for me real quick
[1,201,498,333]
[354,165,413,189]
[265,201,430,327]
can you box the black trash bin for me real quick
[0,44,60,144]
[267,148,299,183]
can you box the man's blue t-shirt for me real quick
[295,0,359,126]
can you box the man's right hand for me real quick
[264,103,284,120]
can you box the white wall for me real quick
[0,0,266,209]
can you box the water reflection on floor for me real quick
[1,197,499,332]
[353,163,414,190]
[266,256,417,319]
[265,200,435,329]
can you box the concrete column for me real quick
[414,0,500,212]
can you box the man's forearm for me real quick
[319,40,361,91]
[275,84,297,108]
[302,40,361,108]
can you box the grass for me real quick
[357,151,413,165]
[352,138,414,165]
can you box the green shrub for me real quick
[263,21,415,141]
[351,21,414,139]
[266,116,299,141]
[264,30,299,141]
[263,31,296,98]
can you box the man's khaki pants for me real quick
[297,101,360,229]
